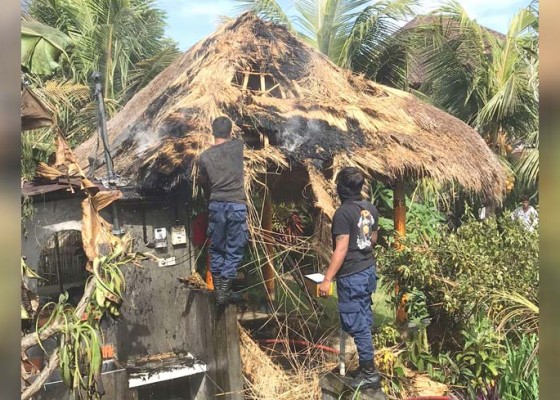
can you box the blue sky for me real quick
[157,0,531,51]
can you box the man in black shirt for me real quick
[198,116,248,305]
[319,167,382,391]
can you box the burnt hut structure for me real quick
[22,12,507,399]
[75,12,505,205]
[72,12,505,293]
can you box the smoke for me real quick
[134,128,160,155]
[278,117,323,152]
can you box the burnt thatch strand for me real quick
[74,12,505,210]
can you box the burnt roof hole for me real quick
[233,70,283,99]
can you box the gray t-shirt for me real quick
[198,139,246,204]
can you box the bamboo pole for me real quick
[262,188,276,301]
[260,74,266,94]
[393,179,406,240]
[393,179,407,323]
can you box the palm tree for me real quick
[25,0,180,144]
[236,0,418,88]
[417,0,539,194]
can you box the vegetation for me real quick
[21,0,180,180]
[373,208,538,398]
[417,0,539,197]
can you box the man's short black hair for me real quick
[212,116,233,139]
[336,167,364,197]
[520,194,530,202]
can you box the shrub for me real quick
[377,214,538,342]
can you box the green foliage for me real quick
[21,19,71,76]
[499,333,539,400]
[455,315,505,398]
[417,1,539,194]
[22,0,180,180]
[373,323,400,349]
[378,214,538,338]
[371,183,445,243]
[34,241,136,398]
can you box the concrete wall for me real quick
[23,194,244,399]
[22,195,197,294]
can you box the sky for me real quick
[157,0,531,51]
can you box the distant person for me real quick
[198,116,248,305]
[511,194,538,232]
[318,167,382,391]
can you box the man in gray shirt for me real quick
[198,117,248,305]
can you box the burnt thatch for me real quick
[74,12,505,217]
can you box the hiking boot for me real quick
[348,359,382,391]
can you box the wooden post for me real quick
[393,180,406,241]
[262,188,276,301]
[393,179,407,323]
[260,74,266,94]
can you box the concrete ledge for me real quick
[320,372,387,400]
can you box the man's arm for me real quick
[319,234,349,297]
[197,160,211,201]
[371,230,378,246]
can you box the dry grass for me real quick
[239,323,334,400]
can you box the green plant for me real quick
[373,323,400,349]
[499,333,538,400]
[30,240,136,399]
[378,214,538,343]
[455,315,505,398]
[370,183,445,243]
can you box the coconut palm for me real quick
[236,0,418,88]
[418,1,538,192]
[25,0,180,142]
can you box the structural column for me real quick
[393,179,406,241]
[262,188,276,301]
[393,179,407,322]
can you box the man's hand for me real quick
[319,278,331,297]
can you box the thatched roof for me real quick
[401,15,506,88]
[74,12,505,216]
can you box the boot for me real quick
[216,276,233,306]
[348,359,382,391]
[212,274,224,304]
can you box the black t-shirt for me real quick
[198,139,246,204]
[331,200,379,277]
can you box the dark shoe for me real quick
[212,274,224,305]
[348,359,382,391]
[216,277,233,306]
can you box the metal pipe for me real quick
[92,72,115,180]
[339,327,346,376]
[92,72,121,235]
[54,232,64,295]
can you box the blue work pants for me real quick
[336,266,377,363]
[207,201,249,279]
